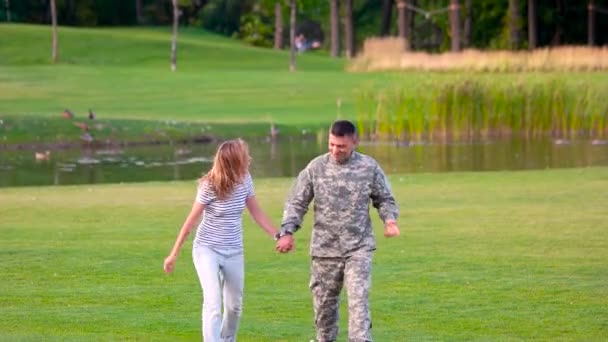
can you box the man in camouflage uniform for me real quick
[276,120,400,342]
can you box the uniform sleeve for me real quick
[245,173,255,198]
[196,180,214,205]
[370,164,399,222]
[280,167,314,234]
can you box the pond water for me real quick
[1,137,607,188]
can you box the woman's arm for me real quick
[163,200,205,273]
[246,196,279,238]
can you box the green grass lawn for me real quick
[2,23,608,144]
[0,23,377,125]
[1,167,607,341]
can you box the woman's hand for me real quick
[164,255,177,273]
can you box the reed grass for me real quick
[350,39,608,72]
[355,78,608,142]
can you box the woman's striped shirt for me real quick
[193,173,254,250]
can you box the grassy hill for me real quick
[0,23,376,126]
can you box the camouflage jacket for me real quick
[280,151,399,257]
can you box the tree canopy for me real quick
[2,0,607,51]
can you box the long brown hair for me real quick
[200,139,250,200]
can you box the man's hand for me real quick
[384,220,400,238]
[276,235,294,253]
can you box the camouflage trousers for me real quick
[309,249,373,342]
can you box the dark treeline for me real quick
[2,0,607,51]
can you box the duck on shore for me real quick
[62,109,75,119]
[35,150,51,161]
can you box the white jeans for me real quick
[192,245,244,342]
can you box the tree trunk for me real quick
[397,1,409,50]
[289,0,296,71]
[5,0,10,22]
[528,0,537,49]
[50,0,58,63]
[405,1,415,50]
[135,0,144,25]
[588,0,595,46]
[343,0,354,58]
[380,0,393,36]
[397,1,405,43]
[170,0,179,71]
[463,0,472,48]
[274,2,283,49]
[551,0,563,45]
[330,0,340,58]
[449,0,460,52]
[508,0,521,49]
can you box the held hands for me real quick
[384,220,400,238]
[276,234,294,253]
[163,254,177,273]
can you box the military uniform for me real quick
[281,151,399,342]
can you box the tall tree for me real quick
[552,0,564,45]
[289,0,296,71]
[463,0,472,48]
[528,0,537,49]
[135,0,144,24]
[50,0,58,63]
[380,0,393,36]
[170,0,179,71]
[343,0,354,58]
[330,0,340,57]
[397,1,408,49]
[449,0,460,51]
[404,0,415,50]
[274,1,283,49]
[508,0,521,49]
[588,0,595,46]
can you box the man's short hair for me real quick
[330,120,357,137]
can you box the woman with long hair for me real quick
[163,139,279,341]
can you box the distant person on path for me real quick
[295,33,321,53]
[295,33,307,52]
[275,120,400,342]
[164,138,279,342]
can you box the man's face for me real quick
[328,134,357,163]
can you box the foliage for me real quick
[351,0,386,49]
[198,0,253,36]
[239,6,274,47]
[2,0,608,50]
[472,0,508,49]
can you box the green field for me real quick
[1,168,607,341]
[2,23,608,145]
[0,23,374,125]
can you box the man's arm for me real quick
[370,164,400,237]
[280,167,314,235]
[276,167,314,253]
